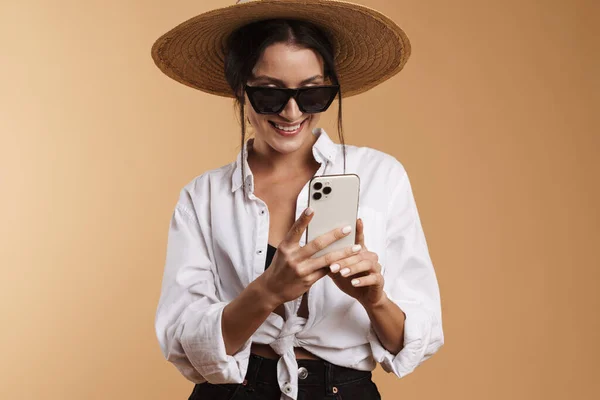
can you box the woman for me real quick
[152,1,444,399]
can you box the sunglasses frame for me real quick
[244,84,340,115]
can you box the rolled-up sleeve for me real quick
[368,161,444,377]
[155,189,252,384]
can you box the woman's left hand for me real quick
[328,218,386,307]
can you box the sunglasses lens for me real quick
[297,87,338,113]
[249,88,289,114]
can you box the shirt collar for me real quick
[231,127,338,193]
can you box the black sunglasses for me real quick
[244,85,339,115]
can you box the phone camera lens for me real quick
[313,182,323,190]
[323,186,332,195]
[313,192,322,200]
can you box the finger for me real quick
[374,262,382,274]
[355,218,367,249]
[306,242,362,273]
[328,253,363,273]
[349,272,383,288]
[307,265,331,284]
[329,249,379,273]
[338,260,373,278]
[301,224,355,260]
[283,207,315,245]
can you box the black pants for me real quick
[189,353,381,400]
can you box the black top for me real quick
[265,244,277,270]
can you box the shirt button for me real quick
[257,249,263,255]
[298,367,308,380]
[282,382,293,394]
[260,209,265,215]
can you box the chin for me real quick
[270,132,308,152]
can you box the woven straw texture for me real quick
[151,0,411,98]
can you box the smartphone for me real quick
[306,174,360,258]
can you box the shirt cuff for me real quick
[367,300,444,377]
[181,302,253,384]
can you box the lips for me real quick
[268,119,308,136]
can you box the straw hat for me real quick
[151,0,411,98]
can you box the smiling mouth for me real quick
[268,119,308,134]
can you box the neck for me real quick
[248,135,319,177]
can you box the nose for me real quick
[278,96,303,121]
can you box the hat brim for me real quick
[151,0,411,98]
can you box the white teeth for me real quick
[274,121,302,131]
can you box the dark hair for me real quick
[224,19,346,194]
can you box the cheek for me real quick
[245,103,266,128]
[243,95,261,127]
[246,112,259,127]
[308,113,321,126]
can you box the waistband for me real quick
[245,353,372,387]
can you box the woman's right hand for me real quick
[259,207,362,307]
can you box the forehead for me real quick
[251,42,325,86]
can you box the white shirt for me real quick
[155,128,444,400]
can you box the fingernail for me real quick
[352,244,362,252]
[340,268,351,276]
[342,225,352,234]
[330,264,340,273]
[351,279,360,286]
[305,207,314,216]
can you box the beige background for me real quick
[1,0,598,399]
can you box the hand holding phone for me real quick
[260,205,363,306]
